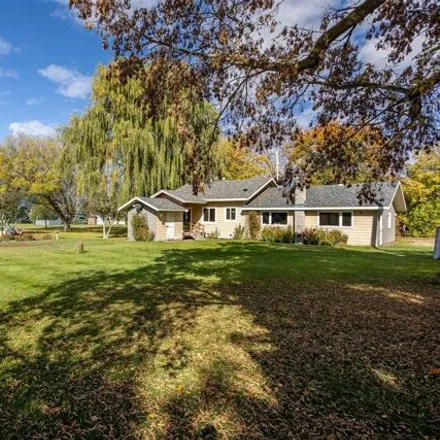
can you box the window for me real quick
[262,212,288,225]
[203,208,216,223]
[271,212,288,225]
[342,212,352,227]
[262,212,270,225]
[319,212,339,226]
[318,212,353,227]
[225,207,236,221]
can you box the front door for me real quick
[165,213,175,240]
[183,209,192,232]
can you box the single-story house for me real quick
[118,177,407,246]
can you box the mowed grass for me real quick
[0,226,439,438]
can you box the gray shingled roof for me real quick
[137,197,186,211]
[169,177,272,201]
[246,182,398,209]
[161,190,205,203]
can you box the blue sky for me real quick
[0,0,110,138]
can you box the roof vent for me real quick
[243,188,248,192]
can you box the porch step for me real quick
[183,232,205,240]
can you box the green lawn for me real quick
[1,227,439,438]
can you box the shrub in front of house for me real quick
[132,215,154,241]
[207,228,221,239]
[261,226,294,243]
[247,211,261,240]
[233,224,246,240]
[303,227,348,246]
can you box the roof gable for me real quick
[118,196,187,212]
[157,177,274,202]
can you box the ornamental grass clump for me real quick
[261,226,294,243]
[303,227,348,246]
[233,224,246,240]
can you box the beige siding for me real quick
[153,211,184,241]
[174,212,183,239]
[190,205,204,225]
[200,202,246,238]
[127,206,160,241]
[305,210,377,246]
[382,205,396,245]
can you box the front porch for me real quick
[182,208,205,239]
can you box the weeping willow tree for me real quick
[63,62,220,237]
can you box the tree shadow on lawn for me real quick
[0,243,439,438]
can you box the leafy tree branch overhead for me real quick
[69,0,440,194]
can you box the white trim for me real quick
[202,207,217,223]
[243,206,385,211]
[204,198,247,202]
[317,211,354,229]
[118,197,143,212]
[224,207,237,222]
[388,181,407,213]
[261,211,289,226]
[379,212,384,246]
[117,197,187,213]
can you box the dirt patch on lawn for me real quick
[396,237,435,248]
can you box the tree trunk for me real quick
[103,218,113,239]
[64,222,71,232]
[434,227,440,260]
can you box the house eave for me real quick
[242,206,387,211]
[117,197,187,213]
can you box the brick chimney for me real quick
[294,186,306,205]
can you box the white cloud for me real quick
[277,0,329,28]
[38,64,92,99]
[8,121,57,137]
[130,0,158,8]
[26,97,45,106]
[295,106,317,128]
[359,32,425,70]
[0,37,18,55]
[0,68,18,78]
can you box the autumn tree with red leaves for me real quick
[68,0,440,198]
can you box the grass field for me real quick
[1,226,439,438]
